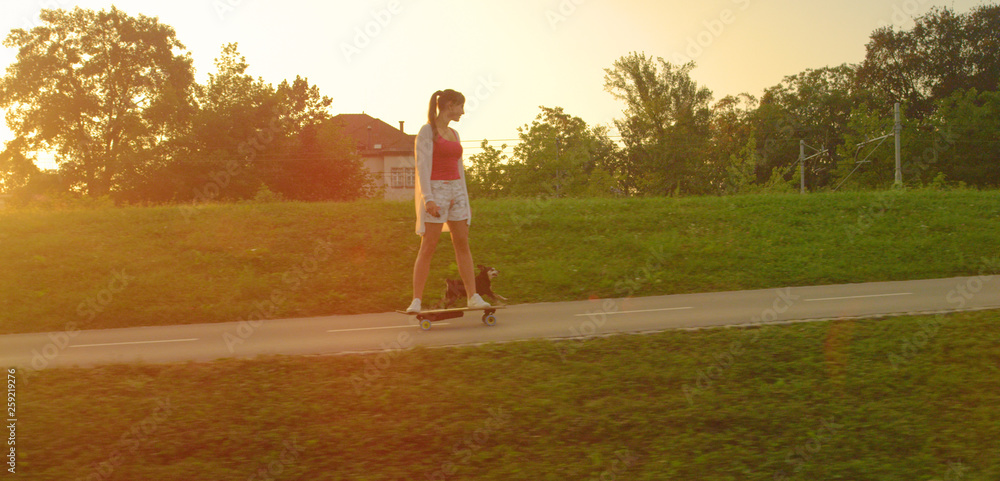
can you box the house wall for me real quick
[383,154,416,201]
[361,154,416,201]
[362,157,384,187]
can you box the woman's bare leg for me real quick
[447,220,476,298]
[413,223,444,300]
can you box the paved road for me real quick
[3,275,998,370]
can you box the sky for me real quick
[0,0,994,168]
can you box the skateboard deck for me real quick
[396,305,506,330]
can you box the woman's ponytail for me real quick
[428,90,442,138]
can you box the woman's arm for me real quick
[415,124,435,207]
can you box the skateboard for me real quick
[396,305,506,330]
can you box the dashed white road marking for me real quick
[71,338,199,348]
[574,306,693,317]
[805,293,912,302]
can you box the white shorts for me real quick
[427,180,470,223]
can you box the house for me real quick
[332,113,416,201]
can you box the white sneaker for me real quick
[406,298,422,313]
[467,294,490,309]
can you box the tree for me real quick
[585,124,624,197]
[265,119,376,201]
[724,134,760,194]
[710,93,758,192]
[276,75,333,135]
[466,140,509,199]
[262,76,380,201]
[754,64,857,190]
[0,137,39,194]
[857,4,1000,120]
[833,92,1000,191]
[927,89,1000,187]
[167,42,282,202]
[506,106,620,198]
[604,52,713,195]
[831,102,900,190]
[0,7,195,198]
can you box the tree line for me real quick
[467,4,1000,198]
[1,5,998,205]
[0,7,376,204]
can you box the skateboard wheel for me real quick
[419,318,432,331]
[482,314,497,326]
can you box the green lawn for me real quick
[2,189,998,334]
[6,190,1000,479]
[14,310,1000,480]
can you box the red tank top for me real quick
[431,129,462,180]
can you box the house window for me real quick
[391,167,415,189]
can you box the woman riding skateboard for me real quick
[406,89,490,313]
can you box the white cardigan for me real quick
[413,123,472,236]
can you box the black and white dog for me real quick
[439,264,507,309]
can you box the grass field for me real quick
[6,190,1000,479]
[2,189,999,334]
[14,310,1000,480]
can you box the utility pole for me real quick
[799,141,828,194]
[799,140,806,194]
[894,102,902,187]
